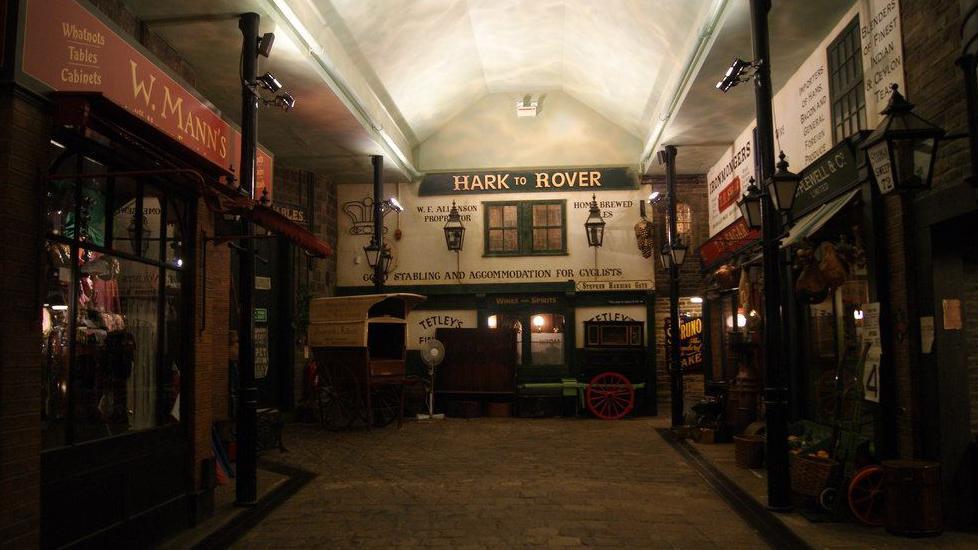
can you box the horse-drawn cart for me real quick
[307,293,425,429]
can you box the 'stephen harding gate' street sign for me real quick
[419,167,636,196]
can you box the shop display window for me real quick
[41,143,190,450]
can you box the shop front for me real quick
[337,167,658,416]
[10,1,329,546]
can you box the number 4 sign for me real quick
[863,345,882,403]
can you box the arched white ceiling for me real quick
[318,0,714,141]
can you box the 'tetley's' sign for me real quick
[419,167,636,196]
[21,0,274,199]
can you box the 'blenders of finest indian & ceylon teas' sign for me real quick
[20,0,274,199]
[418,167,636,196]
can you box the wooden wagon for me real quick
[308,293,425,429]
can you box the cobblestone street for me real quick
[232,418,767,549]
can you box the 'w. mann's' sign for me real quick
[419,167,636,196]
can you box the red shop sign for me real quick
[698,217,761,268]
[21,0,273,199]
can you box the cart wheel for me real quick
[818,487,837,511]
[370,385,400,427]
[585,372,635,420]
[848,465,885,526]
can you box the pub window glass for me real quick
[41,149,189,449]
[529,313,565,365]
[675,202,693,247]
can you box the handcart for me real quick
[793,342,884,526]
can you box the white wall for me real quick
[336,181,655,289]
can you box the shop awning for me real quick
[781,188,860,248]
[204,193,332,258]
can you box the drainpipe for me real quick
[235,12,259,507]
[664,145,684,427]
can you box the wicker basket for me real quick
[790,453,838,497]
[734,435,765,469]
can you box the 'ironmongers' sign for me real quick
[793,138,861,217]
[419,167,636,196]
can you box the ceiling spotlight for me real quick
[386,197,404,212]
[716,58,756,93]
[258,32,275,57]
[257,72,282,93]
[275,91,295,111]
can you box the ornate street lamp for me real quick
[737,177,764,229]
[584,194,606,247]
[670,239,688,267]
[363,239,392,282]
[443,200,465,251]
[768,152,801,213]
[862,84,945,195]
[659,242,673,270]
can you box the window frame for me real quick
[827,16,867,145]
[483,199,568,257]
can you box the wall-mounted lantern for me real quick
[443,200,465,251]
[584,194,606,247]
[862,84,945,194]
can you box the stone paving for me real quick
[232,418,768,549]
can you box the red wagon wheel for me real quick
[586,372,635,420]
[848,465,886,526]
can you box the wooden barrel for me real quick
[883,460,942,536]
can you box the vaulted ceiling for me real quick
[124,0,854,182]
[319,0,714,141]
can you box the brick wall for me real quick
[0,92,48,548]
[902,0,970,196]
[200,210,231,442]
[643,174,709,414]
[271,166,338,406]
[881,0,970,457]
[88,0,197,86]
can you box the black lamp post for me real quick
[862,84,945,195]
[719,0,792,511]
[585,194,606,247]
[443,201,466,251]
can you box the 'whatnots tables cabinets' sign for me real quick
[663,316,704,372]
[419,167,636,196]
[21,0,274,199]
[792,138,861,217]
